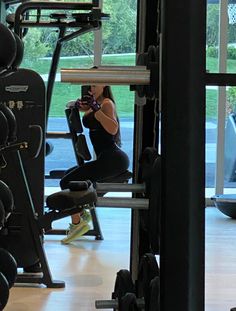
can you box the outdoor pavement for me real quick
[45,117,235,189]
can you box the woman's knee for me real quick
[60,177,68,190]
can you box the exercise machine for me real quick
[0,22,97,287]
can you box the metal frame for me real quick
[160,0,206,310]
[12,1,108,123]
[215,0,228,194]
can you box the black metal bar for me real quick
[14,1,98,35]
[45,228,100,238]
[13,20,101,29]
[12,12,108,30]
[3,0,24,4]
[208,0,236,3]
[46,26,96,120]
[160,0,206,310]
[58,25,97,44]
[39,205,85,232]
[206,73,236,86]
[46,132,72,139]
[10,152,65,288]
[64,108,85,167]
[46,26,97,122]
[46,26,66,123]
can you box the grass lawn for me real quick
[50,83,135,117]
[21,54,236,118]
[22,54,136,118]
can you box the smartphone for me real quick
[81,85,91,97]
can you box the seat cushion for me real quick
[46,183,97,211]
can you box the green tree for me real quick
[61,32,94,56]
[207,4,236,48]
[23,28,49,64]
[21,0,137,58]
[207,4,219,47]
[227,86,236,114]
[102,0,136,53]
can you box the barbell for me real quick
[60,45,159,100]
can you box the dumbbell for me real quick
[0,272,9,310]
[0,103,17,170]
[11,32,24,70]
[135,253,160,310]
[0,104,17,144]
[95,253,160,310]
[0,180,14,228]
[95,269,141,310]
[0,201,5,229]
[96,292,141,310]
[0,248,17,310]
[0,23,16,76]
[0,102,43,160]
[0,248,17,289]
[0,23,24,78]
[0,180,15,220]
[0,111,9,169]
[95,273,159,310]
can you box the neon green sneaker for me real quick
[61,220,90,244]
[81,209,92,223]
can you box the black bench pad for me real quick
[46,182,97,211]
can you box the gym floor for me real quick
[4,204,236,311]
[5,206,131,311]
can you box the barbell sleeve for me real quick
[95,298,145,309]
[61,67,151,85]
[96,183,145,193]
[96,197,149,209]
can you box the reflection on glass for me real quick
[206,89,218,190]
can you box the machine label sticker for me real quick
[8,100,24,110]
[5,85,29,92]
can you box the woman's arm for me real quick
[94,99,119,135]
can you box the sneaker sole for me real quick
[61,223,90,244]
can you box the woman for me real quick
[60,85,130,244]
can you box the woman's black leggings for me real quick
[60,146,130,190]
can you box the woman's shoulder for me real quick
[101,97,114,107]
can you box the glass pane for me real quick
[101,0,137,173]
[224,1,236,191]
[206,2,220,73]
[206,1,220,196]
[224,88,236,190]
[10,0,137,187]
[206,87,218,194]
[227,2,236,73]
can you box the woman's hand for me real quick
[81,95,101,112]
[73,98,90,111]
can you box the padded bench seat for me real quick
[46,181,97,211]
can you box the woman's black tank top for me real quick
[82,111,116,156]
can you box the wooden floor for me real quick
[4,206,236,310]
[205,207,236,311]
[5,208,131,311]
